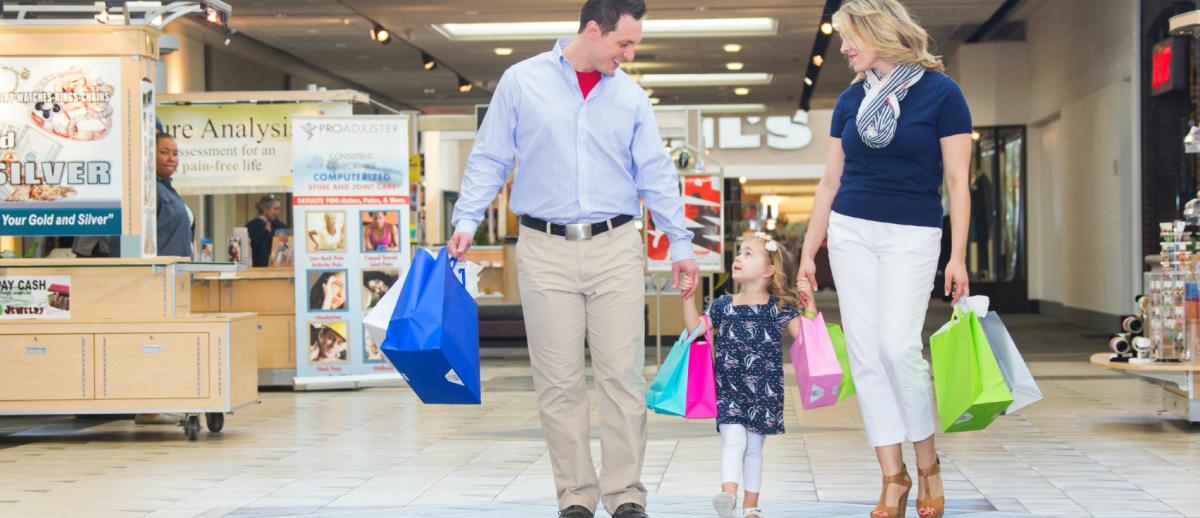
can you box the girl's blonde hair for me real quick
[832,0,944,79]
[743,233,802,312]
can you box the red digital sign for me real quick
[1152,38,1187,97]
[1152,42,1172,91]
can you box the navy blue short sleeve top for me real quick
[830,71,972,228]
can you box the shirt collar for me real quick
[553,36,614,78]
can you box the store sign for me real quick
[646,175,724,273]
[291,115,411,381]
[0,276,70,320]
[158,102,352,193]
[0,57,122,236]
[703,112,814,151]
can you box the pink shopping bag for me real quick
[685,315,718,419]
[791,311,843,410]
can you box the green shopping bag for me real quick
[930,304,1014,433]
[827,323,856,401]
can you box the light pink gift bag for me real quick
[790,311,843,410]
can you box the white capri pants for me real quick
[827,211,942,447]
[719,424,764,493]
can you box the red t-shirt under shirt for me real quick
[576,71,601,99]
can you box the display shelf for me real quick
[1091,352,1200,422]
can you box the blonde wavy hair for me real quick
[832,0,944,79]
[743,233,802,312]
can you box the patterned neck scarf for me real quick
[856,63,925,149]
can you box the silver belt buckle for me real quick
[565,223,593,241]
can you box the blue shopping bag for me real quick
[381,247,481,404]
[646,322,706,417]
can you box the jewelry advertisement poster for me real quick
[0,57,122,236]
[291,115,411,380]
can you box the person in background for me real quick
[155,133,193,258]
[247,194,287,267]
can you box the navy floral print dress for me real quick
[706,294,799,436]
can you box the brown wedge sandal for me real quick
[916,459,945,518]
[870,464,912,518]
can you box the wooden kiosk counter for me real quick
[191,268,297,387]
[0,258,258,440]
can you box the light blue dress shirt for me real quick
[451,37,695,262]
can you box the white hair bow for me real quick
[753,232,779,252]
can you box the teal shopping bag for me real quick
[646,323,706,417]
[931,303,1014,433]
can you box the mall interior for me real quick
[0,0,1198,517]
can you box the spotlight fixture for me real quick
[812,55,824,66]
[197,1,230,28]
[734,87,749,96]
[644,88,654,97]
[821,21,833,35]
[422,52,436,70]
[494,48,514,56]
[723,43,742,53]
[804,77,813,86]
[224,27,236,46]
[650,97,661,105]
[726,62,744,71]
[971,130,982,141]
[371,24,391,44]
[457,75,473,93]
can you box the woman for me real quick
[795,2,972,517]
[362,211,399,252]
[308,212,345,252]
[155,133,193,258]
[246,194,287,267]
[309,271,347,311]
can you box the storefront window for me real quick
[961,126,1026,287]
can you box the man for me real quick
[448,2,699,517]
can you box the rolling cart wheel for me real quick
[205,412,225,433]
[184,415,200,441]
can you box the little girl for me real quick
[680,232,807,518]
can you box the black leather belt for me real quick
[520,214,634,241]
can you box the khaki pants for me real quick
[516,222,647,513]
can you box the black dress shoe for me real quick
[558,505,594,518]
[612,502,649,518]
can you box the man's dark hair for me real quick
[578,0,646,35]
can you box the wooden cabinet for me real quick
[256,315,295,369]
[223,278,294,314]
[0,334,93,401]
[98,333,209,400]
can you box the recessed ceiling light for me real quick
[812,55,824,66]
[650,97,661,105]
[434,18,777,41]
[734,87,750,96]
[644,88,654,96]
[724,43,742,53]
[494,47,513,56]
[725,62,744,71]
[639,73,771,87]
[804,77,813,86]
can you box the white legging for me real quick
[719,424,765,493]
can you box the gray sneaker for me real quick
[712,492,737,518]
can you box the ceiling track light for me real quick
[821,21,833,35]
[422,52,437,71]
[812,54,824,66]
[457,75,473,93]
[223,27,236,45]
[370,24,391,44]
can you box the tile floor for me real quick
[1,296,1198,518]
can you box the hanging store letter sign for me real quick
[703,111,814,150]
[0,276,70,319]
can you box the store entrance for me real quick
[941,126,1029,313]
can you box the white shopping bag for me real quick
[363,248,482,345]
[961,296,1043,415]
